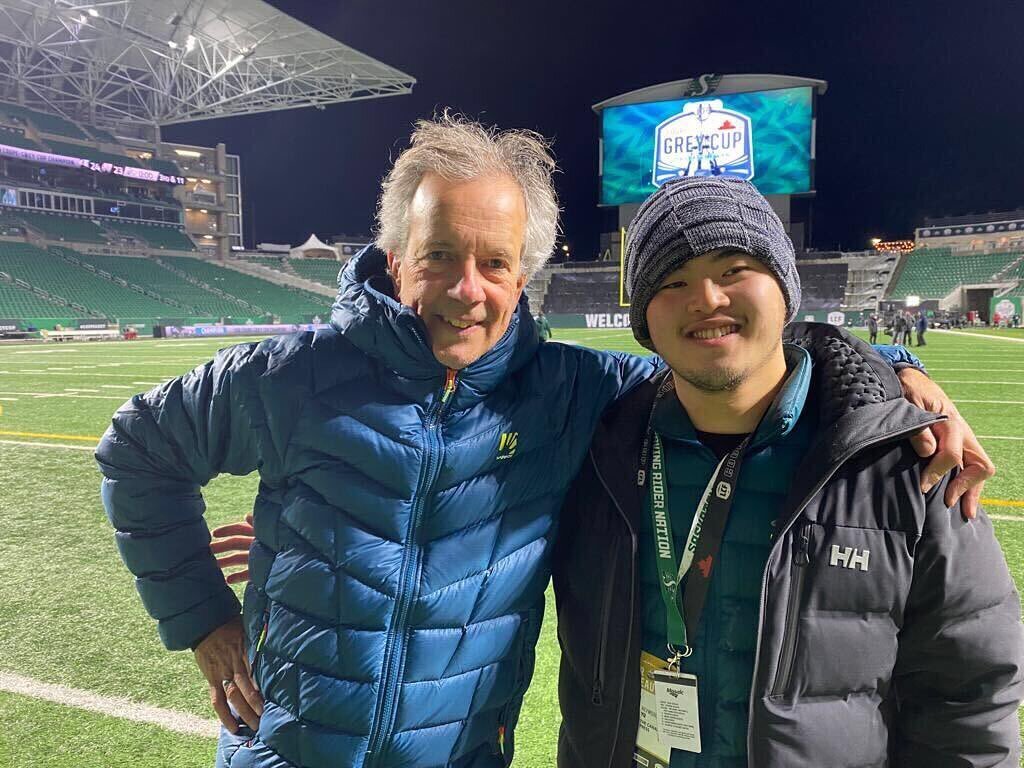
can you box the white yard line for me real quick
[931,329,1024,343]
[0,440,94,451]
[0,391,125,400]
[952,399,1024,405]
[0,671,218,738]
[990,514,1024,522]
[933,381,1024,385]
[978,435,1024,441]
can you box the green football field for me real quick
[0,327,1021,767]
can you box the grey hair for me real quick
[375,111,560,280]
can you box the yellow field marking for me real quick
[982,498,1024,509]
[0,429,100,442]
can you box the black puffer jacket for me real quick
[553,323,1024,768]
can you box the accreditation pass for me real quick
[634,652,701,766]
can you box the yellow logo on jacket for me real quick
[497,431,518,460]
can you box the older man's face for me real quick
[388,172,528,370]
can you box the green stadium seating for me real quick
[290,259,344,287]
[71,252,251,317]
[243,256,289,271]
[0,278,88,317]
[887,248,1019,299]
[15,210,107,244]
[44,139,137,169]
[101,220,196,251]
[90,127,118,143]
[0,102,89,140]
[0,126,42,151]
[163,256,330,318]
[0,242,175,318]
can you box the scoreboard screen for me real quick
[601,86,814,205]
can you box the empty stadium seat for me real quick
[289,259,344,287]
[542,270,620,314]
[162,256,329,318]
[0,102,89,140]
[0,277,88,317]
[0,242,176,317]
[14,210,107,244]
[101,220,196,251]
[887,248,1021,299]
[71,252,251,317]
[797,263,848,311]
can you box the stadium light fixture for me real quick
[86,7,99,17]
[199,209,208,214]
[167,40,178,49]
[201,178,211,184]
[561,244,569,252]
[185,34,196,52]
[174,149,202,158]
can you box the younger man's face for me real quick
[645,248,788,392]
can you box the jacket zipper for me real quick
[365,368,457,766]
[587,450,639,768]
[770,522,812,696]
[745,416,943,767]
[591,536,619,705]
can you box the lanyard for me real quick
[648,430,752,667]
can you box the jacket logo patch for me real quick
[497,431,518,460]
[829,544,870,572]
[715,480,732,500]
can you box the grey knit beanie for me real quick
[624,177,801,350]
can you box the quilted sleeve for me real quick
[95,342,263,651]
[892,472,1024,767]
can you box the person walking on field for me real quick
[916,312,928,346]
[867,313,879,344]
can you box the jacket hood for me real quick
[329,245,540,401]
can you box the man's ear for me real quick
[386,250,401,290]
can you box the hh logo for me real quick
[829,545,870,572]
[497,431,518,460]
[715,480,732,500]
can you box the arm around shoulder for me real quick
[892,470,1024,767]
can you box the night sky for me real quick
[164,0,1023,258]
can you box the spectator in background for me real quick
[535,309,552,341]
[867,313,879,344]
[916,312,928,346]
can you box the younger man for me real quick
[554,177,1024,767]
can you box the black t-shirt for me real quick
[695,430,751,460]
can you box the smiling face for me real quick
[388,172,528,370]
[645,248,787,392]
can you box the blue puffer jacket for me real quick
[96,247,657,768]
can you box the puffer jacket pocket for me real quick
[773,523,914,699]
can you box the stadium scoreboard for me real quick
[600,85,815,206]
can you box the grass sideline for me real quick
[0,327,1021,766]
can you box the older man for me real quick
[97,115,988,768]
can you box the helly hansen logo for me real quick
[497,432,518,460]
[829,545,870,572]
[715,481,732,500]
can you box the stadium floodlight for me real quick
[0,0,416,128]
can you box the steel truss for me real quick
[0,0,415,128]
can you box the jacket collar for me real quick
[652,343,812,450]
[322,245,539,406]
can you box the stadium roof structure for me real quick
[0,0,415,128]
